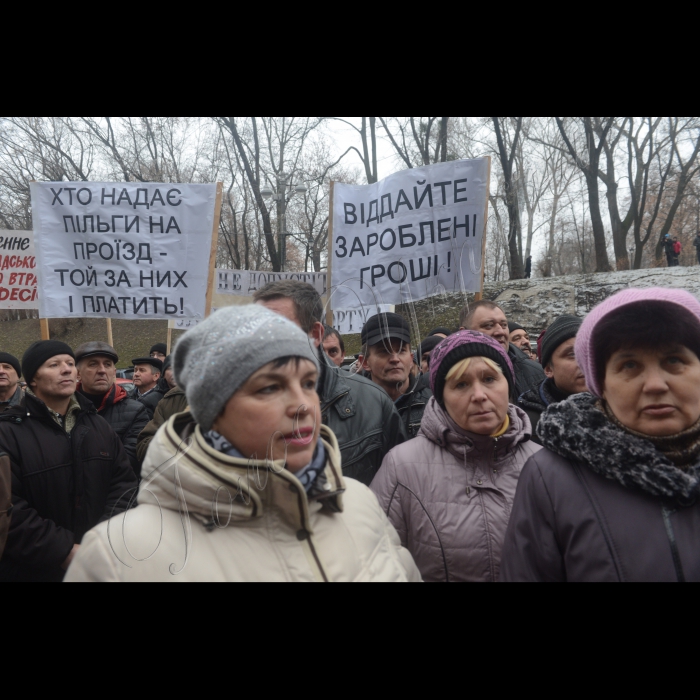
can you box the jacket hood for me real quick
[419,397,532,462]
[538,392,700,504]
[139,413,347,533]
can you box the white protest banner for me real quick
[0,231,38,309]
[217,269,327,298]
[332,305,393,335]
[331,159,489,309]
[30,182,221,320]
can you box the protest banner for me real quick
[30,182,222,321]
[330,159,490,310]
[216,269,327,298]
[0,231,38,310]
[333,305,393,335]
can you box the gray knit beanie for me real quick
[173,305,320,432]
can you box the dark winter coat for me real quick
[136,386,188,466]
[0,453,10,562]
[130,385,166,420]
[79,384,150,475]
[0,392,138,582]
[694,236,700,250]
[500,393,700,583]
[395,373,433,439]
[517,378,572,445]
[508,345,546,402]
[319,357,406,487]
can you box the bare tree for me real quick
[491,117,526,279]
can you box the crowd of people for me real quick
[0,279,699,582]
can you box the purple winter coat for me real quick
[371,398,541,583]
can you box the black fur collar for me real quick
[538,393,700,505]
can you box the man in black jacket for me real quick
[0,452,10,562]
[359,313,433,439]
[130,357,165,419]
[517,315,587,443]
[460,300,545,401]
[254,281,406,486]
[0,341,138,582]
[76,342,150,475]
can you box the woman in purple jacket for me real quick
[501,288,700,583]
[371,332,541,583]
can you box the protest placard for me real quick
[333,305,393,335]
[0,231,38,309]
[30,182,222,320]
[330,159,490,310]
[217,269,327,298]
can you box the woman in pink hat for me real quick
[371,331,541,583]
[501,288,700,583]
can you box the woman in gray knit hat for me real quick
[66,306,420,583]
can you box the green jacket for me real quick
[136,387,188,466]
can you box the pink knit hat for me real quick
[575,288,700,398]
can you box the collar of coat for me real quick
[538,392,700,505]
[77,383,129,413]
[139,412,347,533]
[420,397,533,461]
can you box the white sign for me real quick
[30,182,219,320]
[217,269,327,298]
[0,231,38,309]
[331,159,489,309]
[332,305,393,335]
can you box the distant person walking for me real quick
[664,235,675,268]
[694,234,700,265]
[525,256,532,279]
[673,239,682,267]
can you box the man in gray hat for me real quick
[130,357,166,420]
[76,343,150,475]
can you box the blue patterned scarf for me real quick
[204,431,327,494]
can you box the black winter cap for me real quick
[508,322,525,334]
[150,344,168,357]
[540,315,582,369]
[132,357,164,373]
[22,341,75,386]
[362,313,412,347]
[429,327,453,338]
[0,353,21,379]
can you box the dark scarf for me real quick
[538,393,700,505]
[602,401,700,472]
[519,378,571,414]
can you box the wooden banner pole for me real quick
[205,182,224,318]
[106,318,114,348]
[474,156,492,303]
[325,181,335,328]
[167,327,173,357]
[40,318,50,341]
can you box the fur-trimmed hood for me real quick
[538,393,700,504]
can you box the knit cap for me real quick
[174,306,320,432]
[0,353,22,379]
[430,331,515,406]
[540,315,582,370]
[576,288,700,398]
[22,341,75,386]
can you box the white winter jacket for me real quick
[65,413,421,583]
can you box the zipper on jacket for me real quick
[661,506,687,583]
